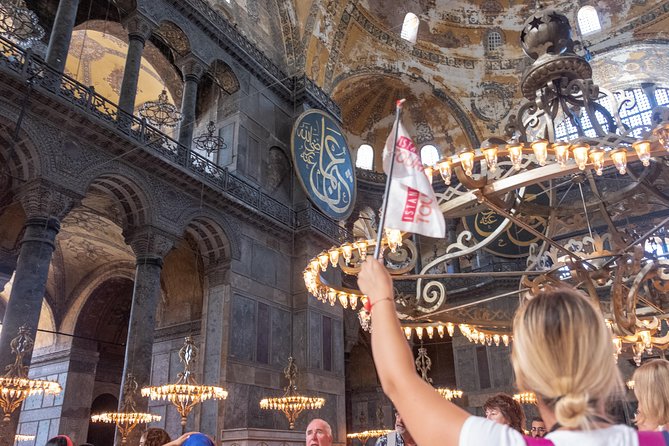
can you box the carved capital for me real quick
[178,55,207,82]
[123,12,156,43]
[125,226,176,261]
[16,181,80,220]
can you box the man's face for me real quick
[530,420,546,438]
[306,419,332,446]
[394,412,406,435]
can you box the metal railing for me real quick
[0,35,349,242]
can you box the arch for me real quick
[175,207,240,263]
[61,261,136,337]
[356,144,374,170]
[209,59,241,95]
[87,393,118,446]
[578,6,601,35]
[485,29,504,53]
[420,145,440,166]
[400,13,419,44]
[0,109,45,185]
[153,20,191,59]
[79,164,157,231]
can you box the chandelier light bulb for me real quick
[438,160,453,184]
[426,326,434,339]
[385,228,403,253]
[459,149,476,176]
[482,146,498,173]
[415,326,424,340]
[348,294,358,309]
[553,142,571,167]
[437,324,445,338]
[327,289,337,306]
[589,149,605,175]
[341,243,353,263]
[530,140,549,166]
[572,143,590,170]
[317,252,329,271]
[446,322,455,337]
[328,248,339,267]
[632,140,651,166]
[355,240,368,260]
[338,293,348,309]
[404,327,412,340]
[507,143,524,170]
[609,148,628,174]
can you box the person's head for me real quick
[483,394,525,432]
[306,418,332,446]
[45,436,73,446]
[512,288,622,430]
[530,417,546,438]
[183,433,215,446]
[139,428,171,446]
[633,358,669,429]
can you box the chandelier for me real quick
[192,121,227,156]
[347,430,393,443]
[141,336,227,433]
[259,357,325,429]
[0,0,44,48]
[415,346,464,401]
[302,7,669,362]
[513,392,537,405]
[91,373,161,444]
[138,89,183,128]
[0,326,61,421]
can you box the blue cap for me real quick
[183,433,215,446]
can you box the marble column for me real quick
[200,262,231,440]
[117,227,175,444]
[118,13,155,116]
[45,0,81,73]
[0,182,78,446]
[177,57,206,150]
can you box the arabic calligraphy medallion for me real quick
[291,109,356,220]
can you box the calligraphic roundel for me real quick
[462,183,550,258]
[291,109,356,221]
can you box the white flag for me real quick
[381,120,445,238]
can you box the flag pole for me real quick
[374,99,405,259]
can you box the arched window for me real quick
[420,145,440,166]
[356,144,374,170]
[401,13,419,44]
[577,6,601,35]
[487,31,502,51]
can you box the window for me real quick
[356,144,374,170]
[577,6,601,35]
[554,86,669,141]
[420,144,440,166]
[487,31,502,51]
[401,13,419,44]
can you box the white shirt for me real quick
[459,416,639,446]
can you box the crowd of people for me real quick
[40,257,669,446]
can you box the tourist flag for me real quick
[381,110,445,239]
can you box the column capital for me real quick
[178,55,207,82]
[124,226,176,262]
[16,181,80,220]
[122,12,156,43]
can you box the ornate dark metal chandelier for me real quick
[0,0,44,48]
[192,121,227,156]
[303,7,669,362]
[138,89,183,128]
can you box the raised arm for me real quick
[358,258,471,446]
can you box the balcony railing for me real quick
[0,36,349,243]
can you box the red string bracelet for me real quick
[364,297,393,313]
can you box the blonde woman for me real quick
[357,258,668,446]
[634,359,669,431]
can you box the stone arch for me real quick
[0,111,44,186]
[61,262,136,337]
[175,207,240,264]
[153,20,191,60]
[80,166,157,231]
[208,59,240,95]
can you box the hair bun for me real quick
[554,392,589,428]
